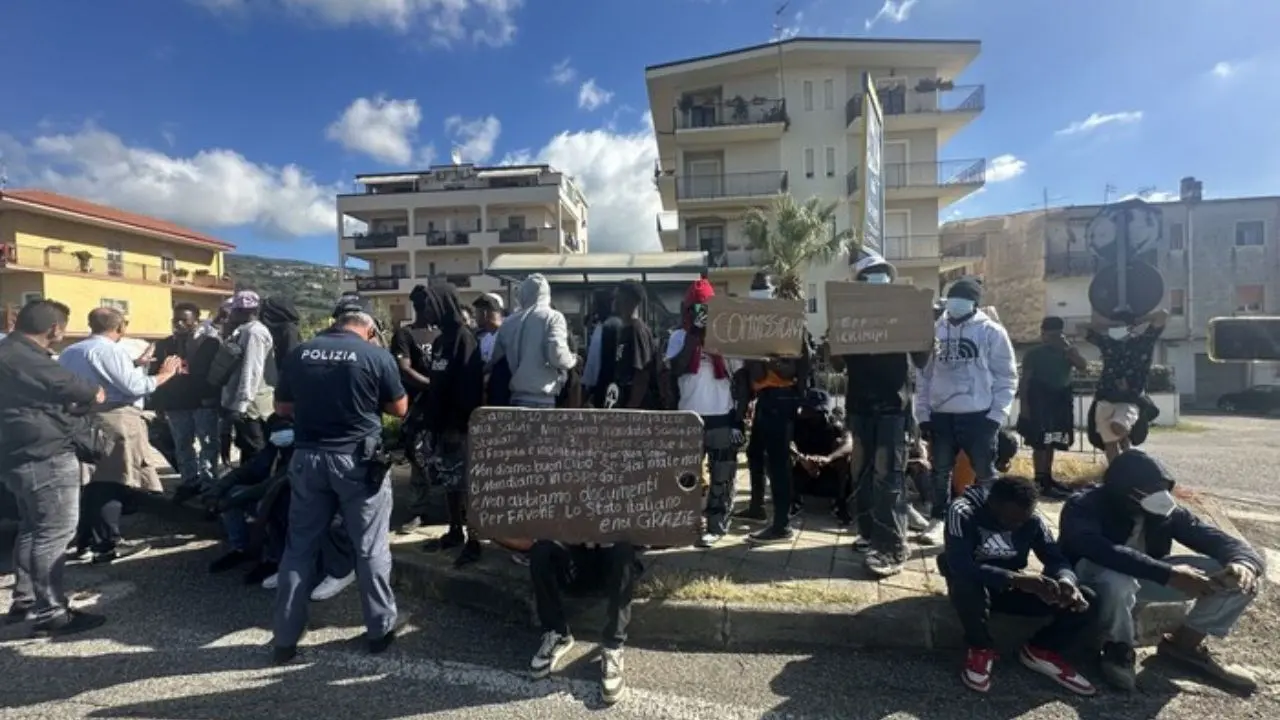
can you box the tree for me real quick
[742,194,856,301]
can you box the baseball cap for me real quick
[230,290,260,310]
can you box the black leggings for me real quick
[77,482,131,553]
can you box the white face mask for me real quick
[1139,490,1177,517]
[269,429,295,448]
[945,298,976,319]
[1107,327,1130,341]
[862,273,891,285]
[749,288,774,299]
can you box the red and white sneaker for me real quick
[962,647,997,693]
[1019,644,1097,696]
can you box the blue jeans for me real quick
[2,453,81,622]
[167,408,220,489]
[928,411,999,520]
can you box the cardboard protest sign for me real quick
[466,408,705,546]
[702,296,807,358]
[825,282,935,355]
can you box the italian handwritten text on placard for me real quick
[825,282,935,355]
[703,296,806,358]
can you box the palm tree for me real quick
[742,194,856,301]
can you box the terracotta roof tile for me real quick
[0,189,236,251]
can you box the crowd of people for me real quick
[0,250,1264,705]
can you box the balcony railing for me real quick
[355,276,402,292]
[845,84,985,126]
[349,232,399,250]
[0,243,232,290]
[423,231,471,247]
[692,246,762,269]
[1044,252,1097,278]
[675,171,788,201]
[499,227,541,244]
[880,235,941,261]
[848,160,986,194]
[940,235,987,259]
[674,98,788,130]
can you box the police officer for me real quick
[269,305,409,664]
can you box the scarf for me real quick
[683,278,728,379]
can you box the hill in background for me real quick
[225,253,344,328]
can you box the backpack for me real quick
[206,335,243,388]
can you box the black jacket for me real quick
[841,351,930,415]
[1059,450,1265,584]
[261,297,303,377]
[150,333,222,411]
[0,334,101,470]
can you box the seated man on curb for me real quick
[528,540,643,706]
[1060,449,1264,694]
[940,475,1097,696]
[790,389,855,524]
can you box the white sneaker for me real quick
[906,505,929,532]
[530,630,575,679]
[310,572,355,601]
[601,647,626,705]
[261,573,279,590]
[696,533,722,548]
[917,519,944,546]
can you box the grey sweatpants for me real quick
[272,449,396,647]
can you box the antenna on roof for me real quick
[450,147,463,165]
[0,153,7,190]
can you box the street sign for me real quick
[858,72,884,252]
[1085,199,1165,322]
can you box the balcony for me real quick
[673,98,788,146]
[499,227,542,244]
[847,160,986,203]
[348,232,399,250]
[880,235,941,263]
[697,247,763,271]
[0,243,233,293]
[1044,252,1097,278]
[423,230,472,248]
[846,83,984,141]
[669,171,788,209]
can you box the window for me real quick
[508,216,526,229]
[1237,285,1265,313]
[823,79,835,110]
[804,148,815,178]
[106,244,124,277]
[697,225,726,265]
[390,263,408,278]
[160,255,176,273]
[101,298,129,315]
[1170,288,1185,316]
[825,146,836,177]
[427,261,437,276]
[802,80,813,111]
[807,284,818,314]
[21,292,42,306]
[1168,223,1184,251]
[1236,220,1265,247]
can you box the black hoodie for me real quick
[942,484,1075,591]
[419,285,484,435]
[261,297,302,375]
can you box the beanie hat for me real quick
[681,278,727,379]
[946,278,982,303]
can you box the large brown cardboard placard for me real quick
[703,296,807,358]
[825,282,935,355]
[466,407,705,546]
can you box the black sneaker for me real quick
[209,550,250,574]
[454,538,482,568]
[747,527,794,545]
[530,630,575,679]
[4,602,32,625]
[243,562,278,586]
[32,610,107,637]
[92,541,151,565]
[368,614,409,655]
[732,506,768,522]
[1037,477,1074,500]
[66,545,89,563]
[171,483,201,506]
[1099,641,1137,691]
[422,529,465,553]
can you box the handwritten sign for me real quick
[825,282,935,355]
[703,296,807,358]
[466,408,705,546]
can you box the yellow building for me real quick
[0,189,235,340]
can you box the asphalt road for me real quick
[3,415,1280,719]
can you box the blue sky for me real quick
[1,0,1276,264]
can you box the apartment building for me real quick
[0,189,235,339]
[645,37,988,333]
[337,163,588,324]
[940,180,1280,406]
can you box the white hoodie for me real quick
[914,309,1017,425]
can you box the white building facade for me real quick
[645,37,988,334]
[337,164,588,324]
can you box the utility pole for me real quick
[772,2,790,98]
[1103,183,1116,205]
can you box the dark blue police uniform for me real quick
[271,327,406,651]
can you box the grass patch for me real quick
[638,569,866,605]
[1007,454,1103,487]
[1149,421,1209,433]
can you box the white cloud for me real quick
[1120,190,1180,203]
[548,58,576,85]
[1055,111,1143,136]
[577,79,615,111]
[502,117,661,253]
[772,10,802,40]
[1212,61,1237,79]
[865,0,917,29]
[985,154,1026,183]
[194,0,522,46]
[325,95,423,165]
[3,124,340,238]
[444,115,502,163]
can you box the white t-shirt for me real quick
[665,328,739,417]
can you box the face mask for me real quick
[1138,490,1177,518]
[945,298,976,319]
[862,273,891,285]
[1107,327,1130,341]
[269,429,295,448]
[749,288,774,300]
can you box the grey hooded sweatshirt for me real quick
[490,274,577,406]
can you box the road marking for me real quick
[3,630,823,720]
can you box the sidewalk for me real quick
[389,468,1234,652]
